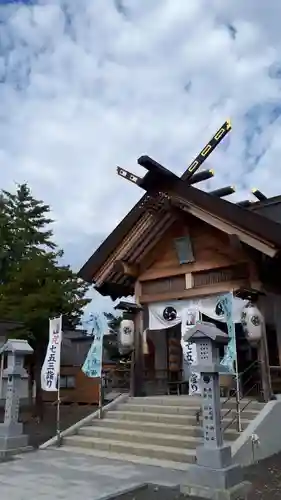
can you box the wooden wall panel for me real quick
[141,263,249,296]
[140,279,250,304]
[147,220,189,271]
[42,365,106,405]
[139,216,248,282]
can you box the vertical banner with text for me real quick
[181,307,201,395]
[82,313,108,378]
[41,316,62,392]
[217,293,237,373]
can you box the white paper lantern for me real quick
[119,318,134,348]
[241,302,263,346]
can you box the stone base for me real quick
[0,433,29,455]
[0,445,33,461]
[186,462,243,490]
[181,480,251,500]
[196,445,232,469]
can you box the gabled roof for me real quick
[166,180,281,248]
[79,157,281,297]
[136,155,281,250]
[78,167,195,284]
[79,196,145,284]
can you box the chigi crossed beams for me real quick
[116,120,267,211]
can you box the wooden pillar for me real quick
[132,281,145,397]
[273,294,281,367]
[258,297,273,402]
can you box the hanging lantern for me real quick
[119,318,134,348]
[241,301,263,346]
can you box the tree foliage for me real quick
[0,183,91,349]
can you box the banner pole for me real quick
[98,378,103,419]
[56,315,63,446]
[0,353,4,400]
[229,292,241,433]
[56,372,61,446]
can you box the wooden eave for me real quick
[89,209,280,302]
[170,195,278,258]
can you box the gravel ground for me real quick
[107,459,281,500]
[245,453,281,500]
[108,484,196,500]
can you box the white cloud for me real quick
[1,0,281,311]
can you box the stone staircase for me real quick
[60,396,264,469]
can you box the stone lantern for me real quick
[181,322,250,500]
[0,339,34,457]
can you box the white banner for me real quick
[41,316,62,392]
[148,295,245,331]
[148,296,246,396]
[181,306,201,395]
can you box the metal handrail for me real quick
[221,359,261,432]
[221,359,260,410]
[195,359,261,431]
[222,379,261,432]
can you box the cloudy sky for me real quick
[1,0,281,312]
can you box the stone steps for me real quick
[92,417,239,441]
[63,435,197,463]
[56,445,192,471]
[130,396,264,412]
[107,409,253,430]
[59,395,263,469]
[121,403,259,420]
[78,425,201,449]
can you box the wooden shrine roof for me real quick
[78,156,281,299]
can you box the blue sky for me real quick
[1,0,281,312]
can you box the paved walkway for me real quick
[0,449,187,500]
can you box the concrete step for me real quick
[92,417,239,441]
[78,425,202,449]
[129,396,201,407]
[121,403,259,420]
[55,445,192,470]
[109,410,252,429]
[63,434,196,463]
[129,396,264,412]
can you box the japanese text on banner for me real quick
[41,316,62,392]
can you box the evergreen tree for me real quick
[0,184,90,415]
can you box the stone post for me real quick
[181,322,251,500]
[0,339,33,458]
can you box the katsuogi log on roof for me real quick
[79,121,281,300]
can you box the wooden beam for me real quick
[132,280,145,397]
[139,279,250,304]
[181,119,232,181]
[252,188,267,202]
[113,260,139,277]
[189,169,214,184]
[228,234,243,252]
[258,297,273,402]
[116,166,142,186]
[139,258,248,282]
[209,186,235,198]
[237,200,253,207]
[179,204,278,258]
